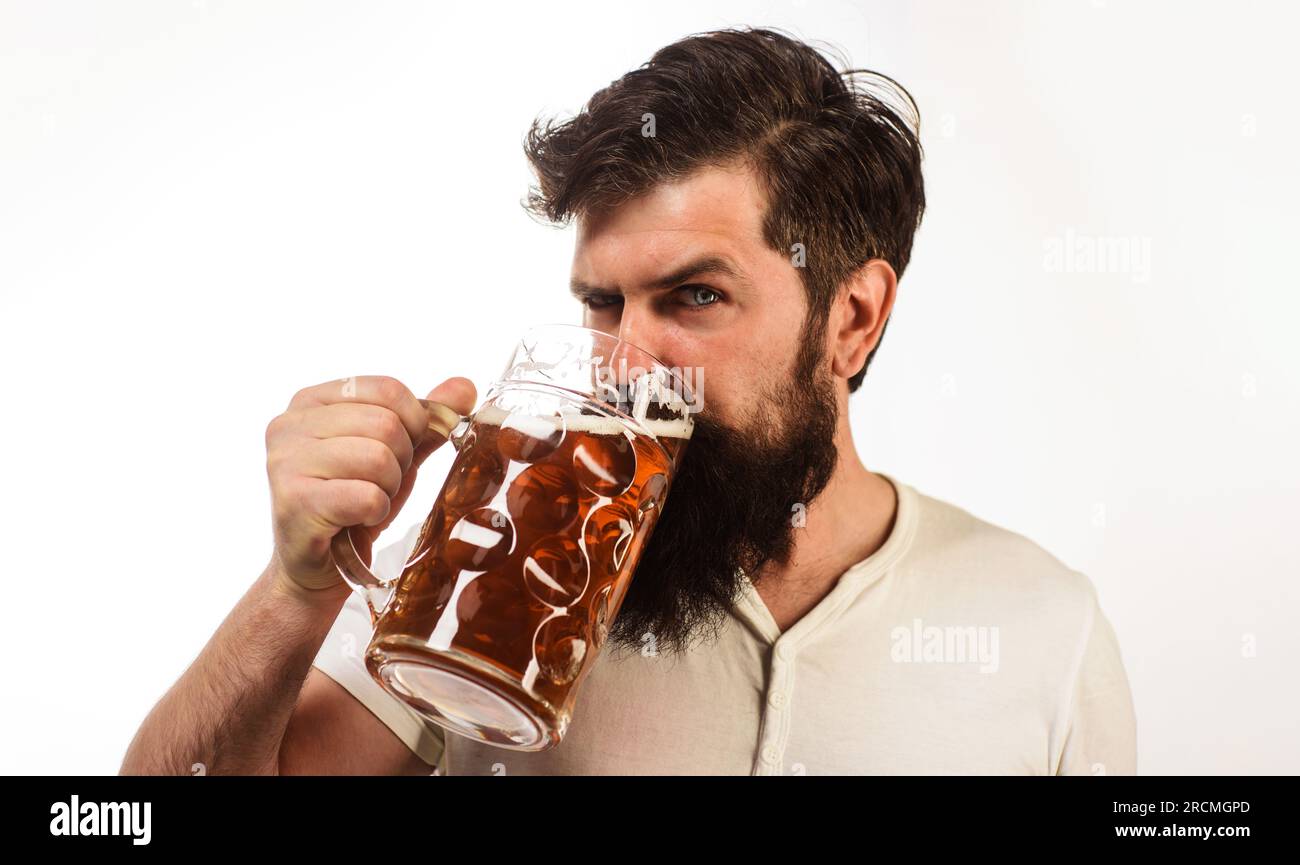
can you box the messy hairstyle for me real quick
[523,27,926,391]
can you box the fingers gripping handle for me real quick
[419,399,467,444]
[330,399,469,625]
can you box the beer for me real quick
[367,400,691,748]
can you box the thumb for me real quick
[425,375,478,416]
[412,376,477,466]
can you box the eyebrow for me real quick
[569,255,748,299]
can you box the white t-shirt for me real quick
[311,473,1137,775]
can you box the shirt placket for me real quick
[752,638,798,776]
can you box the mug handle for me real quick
[331,399,469,625]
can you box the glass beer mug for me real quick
[332,324,695,751]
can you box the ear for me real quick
[829,259,897,380]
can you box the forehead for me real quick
[573,162,769,277]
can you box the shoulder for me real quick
[896,480,1099,621]
[890,481,1129,713]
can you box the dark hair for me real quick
[523,27,925,392]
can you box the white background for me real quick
[1,0,1296,775]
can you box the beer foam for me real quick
[473,401,693,440]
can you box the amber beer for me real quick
[365,400,691,749]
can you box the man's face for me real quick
[570,163,842,655]
[571,162,808,431]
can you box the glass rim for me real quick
[514,322,696,403]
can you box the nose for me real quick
[616,296,686,366]
[611,298,665,360]
[583,293,684,375]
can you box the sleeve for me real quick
[311,521,448,770]
[1054,586,1138,776]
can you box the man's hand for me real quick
[264,374,476,594]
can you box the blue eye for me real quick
[680,285,721,308]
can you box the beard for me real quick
[604,334,841,657]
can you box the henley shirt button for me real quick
[761,745,780,763]
[769,692,786,708]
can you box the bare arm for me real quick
[121,561,358,774]
[121,560,431,775]
[280,667,432,775]
[120,375,475,775]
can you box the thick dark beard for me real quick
[603,339,841,657]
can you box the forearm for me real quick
[119,556,352,775]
